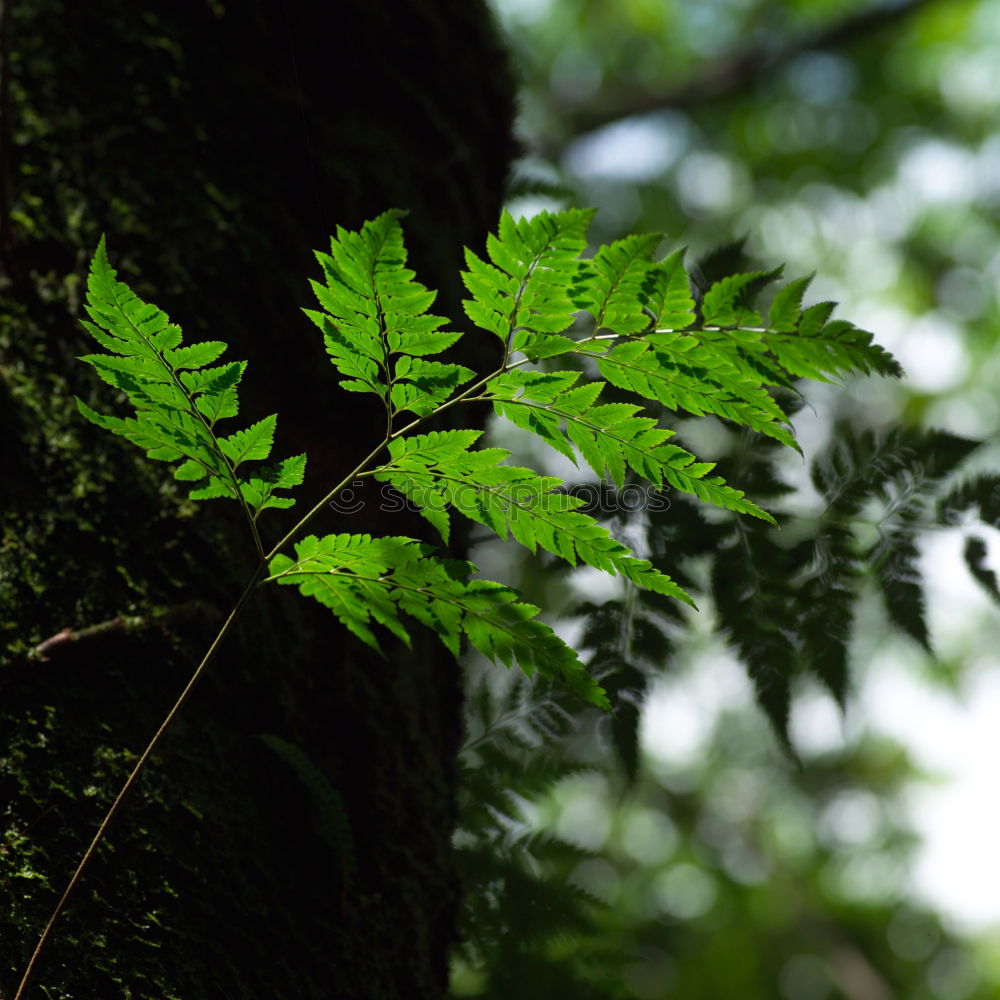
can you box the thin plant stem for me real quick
[264,440,392,561]
[16,356,522,996]
[263,360,511,562]
[13,570,265,1000]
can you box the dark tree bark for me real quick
[0,1,516,997]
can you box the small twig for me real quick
[4,602,216,673]
[31,617,144,661]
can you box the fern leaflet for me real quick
[76,238,304,536]
[266,533,607,707]
[374,430,693,604]
[461,208,592,357]
[304,209,467,421]
[485,369,770,518]
[580,232,661,334]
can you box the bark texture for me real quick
[0,1,516,996]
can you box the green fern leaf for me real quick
[218,414,277,469]
[78,351,172,386]
[390,356,473,417]
[306,210,467,421]
[645,247,696,330]
[765,315,902,380]
[767,274,814,332]
[164,341,229,370]
[701,269,778,327]
[76,399,216,471]
[798,301,836,337]
[267,533,608,707]
[240,454,308,515]
[386,329,463,357]
[487,369,770,517]
[188,479,237,502]
[462,208,593,353]
[374,432,694,604]
[586,338,797,450]
[580,232,660,334]
[84,239,181,353]
[184,361,247,425]
[518,333,579,361]
[76,212,912,738]
[77,239,302,518]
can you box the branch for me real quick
[549,0,936,144]
[3,602,217,672]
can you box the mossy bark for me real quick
[0,1,515,996]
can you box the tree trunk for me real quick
[0,1,515,996]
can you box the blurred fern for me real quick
[453,670,631,997]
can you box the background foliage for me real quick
[449,1,1000,997]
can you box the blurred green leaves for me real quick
[452,0,1000,995]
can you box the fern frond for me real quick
[459,215,902,519]
[871,520,930,650]
[486,369,771,518]
[455,669,635,993]
[579,232,660,334]
[462,208,593,355]
[305,210,472,425]
[763,319,902,381]
[573,589,681,782]
[760,281,903,381]
[266,533,608,708]
[76,212,912,739]
[77,238,303,524]
[374,431,694,605]
[803,428,976,689]
[583,337,798,451]
[711,528,797,745]
[644,248,696,329]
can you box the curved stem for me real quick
[264,440,393,561]
[13,569,265,1000]
[264,361,515,563]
